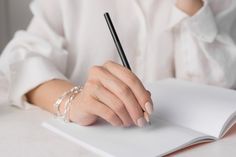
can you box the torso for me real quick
[59,0,176,84]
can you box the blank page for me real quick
[147,79,236,138]
[43,117,206,157]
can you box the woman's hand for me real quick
[69,61,153,127]
[176,0,204,16]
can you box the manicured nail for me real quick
[144,112,150,124]
[137,117,147,127]
[145,102,153,115]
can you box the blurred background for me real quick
[0,0,32,53]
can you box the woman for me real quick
[0,0,236,128]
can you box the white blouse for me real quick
[0,0,236,108]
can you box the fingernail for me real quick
[144,112,150,123]
[145,102,153,115]
[137,117,147,128]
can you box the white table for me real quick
[1,104,236,157]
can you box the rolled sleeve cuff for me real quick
[9,56,67,109]
[184,1,218,43]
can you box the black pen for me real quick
[104,12,150,125]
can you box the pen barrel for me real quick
[104,13,132,71]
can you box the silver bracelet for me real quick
[53,86,83,121]
[62,88,80,122]
[53,86,78,117]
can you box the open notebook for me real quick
[43,79,236,157]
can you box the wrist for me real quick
[53,85,83,122]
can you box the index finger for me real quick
[103,61,154,115]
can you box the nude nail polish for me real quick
[137,117,147,127]
[145,102,153,115]
[144,112,151,125]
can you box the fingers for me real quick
[88,66,147,127]
[88,81,133,127]
[88,98,123,127]
[103,61,154,115]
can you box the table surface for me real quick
[1,104,236,157]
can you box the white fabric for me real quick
[0,0,236,108]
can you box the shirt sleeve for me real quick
[170,0,236,88]
[0,0,68,108]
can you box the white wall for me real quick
[0,0,32,52]
[8,0,32,38]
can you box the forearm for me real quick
[176,0,204,16]
[26,79,75,114]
